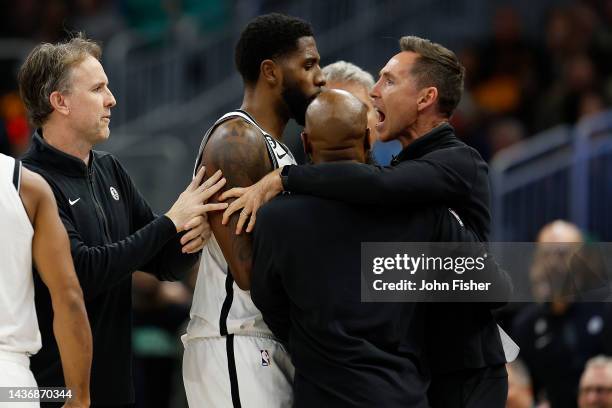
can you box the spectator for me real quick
[578,356,612,408]
[507,359,535,408]
[513,220,610,408]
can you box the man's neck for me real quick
[241,87,288,140]
[398,115,449,148]
[42,123,92,165]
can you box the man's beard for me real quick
[281,80,313,126]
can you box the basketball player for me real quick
[181,13,325,407]
[0,153,91,408]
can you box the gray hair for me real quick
[322,60,374,89]
[584,355,612,373]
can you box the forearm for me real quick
[141,232,200,281]
[70,215,177,299]
[286,159,471,205]
[52,289,92,406]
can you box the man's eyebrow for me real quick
[379,70,394,79]
[90,80,107,89]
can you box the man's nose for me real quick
[314,66,326,87]
[106,88,117,108]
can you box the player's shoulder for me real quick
[20,166,54,203]
[208,116,265,147]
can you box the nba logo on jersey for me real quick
[260,350,271,367]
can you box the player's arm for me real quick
[200,118,273,290]
[20,168,92,408]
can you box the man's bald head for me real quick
[302,89,370,164]
[537,220,583,243]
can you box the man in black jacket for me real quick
[251,89,500,407]
[223,36,512,407]
[18,34,227,407]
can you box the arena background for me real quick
[1,1,611,407]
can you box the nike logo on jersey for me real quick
[69,198,81,206]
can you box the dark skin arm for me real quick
[200,118,272,290]
[20,168,92,408]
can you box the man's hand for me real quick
[220,168,283,234]
[180,214,211,253]
[166,167,228,232]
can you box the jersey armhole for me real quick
[13,159,21,192]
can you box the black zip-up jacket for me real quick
[283,123,509,373]
[22,131,198,406]
[285,122,490,241]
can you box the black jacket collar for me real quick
[392,122,456,164]
[27,130,92,177]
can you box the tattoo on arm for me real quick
[200,118,273,289]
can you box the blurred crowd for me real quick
[451,0,612,161]
[1,1,612,160]
[1,1,611,407]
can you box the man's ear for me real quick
[417,86,438,112]
[300,131,312,156]
[260,59,281,86]
[49,90,70,116]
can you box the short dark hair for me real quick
[18,33,101,128]
[235,13,313,85]
[399,36,465,117]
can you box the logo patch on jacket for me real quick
[110,186,120,201]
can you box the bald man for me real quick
[300,89,371,164]
[249,89,485,407]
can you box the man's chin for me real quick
[377,131,392,143]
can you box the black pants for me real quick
[428,364,508,408]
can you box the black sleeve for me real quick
[437,211,513,308]
[286,147,477,206]
[58,204,178,300]
[116,158,198,282]
[251,204,291,343]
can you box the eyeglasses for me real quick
[579,386,612,395]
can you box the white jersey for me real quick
[184,110,296,341]
[0,153,40,356]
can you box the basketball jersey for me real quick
[184,110,296,340]
[0,153,40,355]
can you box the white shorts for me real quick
[0,351,39,408]
[183,334,294,408]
